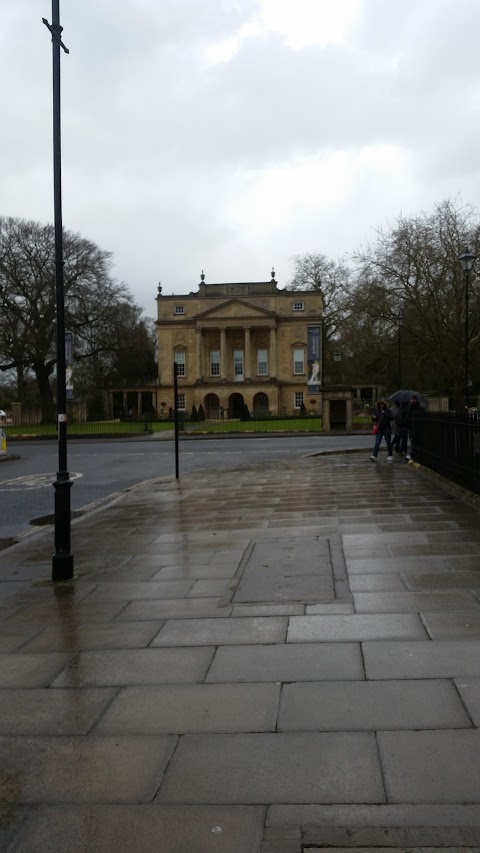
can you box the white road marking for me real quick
[0,472,83,491]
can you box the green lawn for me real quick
[3,416,369,438]
[184,418,323,434]
[4,421,174,437]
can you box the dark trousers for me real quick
[399,426,409,455]
[372,429,393,458]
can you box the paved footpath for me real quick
[1,451,480,852]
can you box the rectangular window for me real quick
[294,392,304,409]
[210,349,220,376]
[293,348,305,375]
[293,301,305,311]
[176,393,186,411]
[257,348,268,376]
[233,350,244,382]
[174,305,185,315]
[174,351,185,377]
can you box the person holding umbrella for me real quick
[370,399,394,462]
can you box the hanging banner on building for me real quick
[65,331,74,401]
[307,326,322,393]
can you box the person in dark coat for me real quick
[399,394,425,460]
[391,403,403,454]
[370,399,394,462]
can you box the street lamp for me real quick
[458,246,477,410]
[43,1,73,581]
[394,311,404,388]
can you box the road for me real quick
[0,433,370,541]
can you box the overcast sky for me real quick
[2,0,480,313]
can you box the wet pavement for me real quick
[1,451,480,851]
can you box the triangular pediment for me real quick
[196,298,276,321]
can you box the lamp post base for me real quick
[52,476,73,581]
[52,551,74,581]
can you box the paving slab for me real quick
[3,601,126,623]
[390,543,480,556]
[267,803,480,826]
[305,602,354,614]
[85,581,194,601]
[20,621,163,652]
[241,539,330,573]
[115,598,233,620]
[233,539,334,603]
[206,642,363,682]
[349,574,406,592]
[0,687,116,735]
[233,573,334,603]
[152,616,288,647]
[52,647,215,687]
[277,680,470,731]
[95,683,280,734]
[8,804,265,853]
[346,557,449,574]
[0,624,46,652]
[231,604,305,617]
[297,844,480,853]
[403,571,480,590]
[186,579,236,597]
[300,827,480,847]
[454,679,480,726]
[287,614,427,643]
[353,590,480,613]
[448,556,480,570]
[422,611,480,639]
[152,564,239,580]
[0,736,177,803]
[343,533,430,552]
[157,732,385,804]
[363,639,480,679]
[0,582,31,603]
[0,652,73,687]
[378,730,480,802]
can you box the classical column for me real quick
[123,392,128,414]
[220,328,226,379]
[269,326,277,377]
[244,327,251,379]
[196,329,202,380]
[137,392,142,415]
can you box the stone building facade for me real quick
[155,270,323,418]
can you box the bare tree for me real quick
[353,199,480,402]
[0,216,146,421]
[287,252,352,344]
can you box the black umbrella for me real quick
[390,390,427,406]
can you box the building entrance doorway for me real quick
[205,393,220,419]
[229,393,244,419]
[330,399,347,429]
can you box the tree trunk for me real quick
[34,363,55,423]
[16,367,27,404]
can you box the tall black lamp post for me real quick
[458,246,477,411]
[394,311,404,388]
[43,2,73,581]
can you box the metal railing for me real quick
[412,411,480,495]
